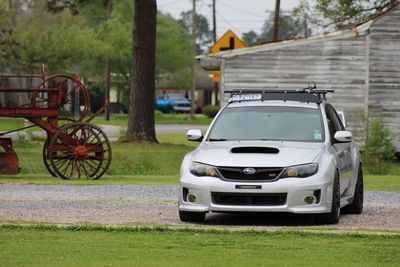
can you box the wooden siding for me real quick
[221,37,368,144]
[368,6,400,150]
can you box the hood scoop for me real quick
[231,146,280,154]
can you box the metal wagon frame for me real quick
[0,65,112,180]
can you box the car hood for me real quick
[191,141,325,167]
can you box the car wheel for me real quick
[342,166,363,214]
[316,171,340,224]
[179,211,206,222]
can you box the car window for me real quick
[325,105,344,139]
[208,106,325,142]
[168,94,187,101]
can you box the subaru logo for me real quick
[243,167,256,175]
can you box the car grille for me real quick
[211,192,287,206]
[217,167,284,181]
[176,103,190,107]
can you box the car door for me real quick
[325,105,353,195]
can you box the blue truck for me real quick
[155,93,191,113]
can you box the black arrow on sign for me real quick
[219,37,235,51]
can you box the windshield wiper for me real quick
[208,138,228,141]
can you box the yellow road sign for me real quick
[210,30,246,54]
[212,71,220,82]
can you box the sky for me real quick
[157,0,301,38]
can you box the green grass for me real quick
[91,113,212,126]
[0,117,25,131]
[7,134,196,176]
[364,175,400,192]
[0,133,196,185]
[0,129,399,190]
[0,225,399,266]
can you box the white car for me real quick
[178,89,363,224]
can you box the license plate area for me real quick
[235,185,262,189]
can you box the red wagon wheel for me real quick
[31,74,90,122]
[43,138,57,178]
[48,122,112,180]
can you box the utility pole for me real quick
[303,13,308,37]
[212,0,216,42]
[272,0,280,42]
[104,0,113,121]
[189,0,196,119]
[212,0,218,106]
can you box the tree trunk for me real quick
[126,0,158,143]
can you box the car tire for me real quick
[179,211,206,222]
[316,171,340,224]
[342,166,364,214]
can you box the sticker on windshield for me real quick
[314,130,322,140]
[231,94,262,102]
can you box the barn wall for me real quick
[221,36,368,144]
[368,6,400,150]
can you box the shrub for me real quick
[361,113,396,175]
[202,105,220,118]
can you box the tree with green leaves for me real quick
[178,10,212,54]
[241,12,311,45]
[241,30,259,46]
[293,0,399,29]
[6,1,105,74]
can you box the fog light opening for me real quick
[304,195,317,205]
[187,193,197,203]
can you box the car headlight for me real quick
[190,162,220,178]
[280,163,318,178]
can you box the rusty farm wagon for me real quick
[0,65,112,180]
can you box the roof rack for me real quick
[225,85,334,104]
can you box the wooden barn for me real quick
[199,3,400,151]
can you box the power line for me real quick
[215,10,241,35]
[217,2,267,19]
[158,0,185,7]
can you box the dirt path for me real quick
[0,185,399,233]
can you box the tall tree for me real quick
[126,0,157,142]
[241,30,259,46]
[179,10,212,54]
[258,13,310,43]
[241,13,311,45]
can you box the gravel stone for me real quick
[0,185,399,230]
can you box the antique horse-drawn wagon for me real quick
[0,65,112,180]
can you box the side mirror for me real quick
[334,131,352,143]
[187,129,203,142]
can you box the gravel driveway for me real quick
[0,185,399,230]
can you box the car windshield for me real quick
[207,106,325,142]
[167,94,187,101]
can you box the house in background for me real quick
[199,3,400,150]
[156,67,215,112]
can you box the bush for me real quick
[202,105,220,118]
[361,113,396,175]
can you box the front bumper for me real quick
[179,172,334,214]
[173,106,191,112]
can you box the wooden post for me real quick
[190,0,196,119]
[272,0,280,42]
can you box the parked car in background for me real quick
[155,93,191,113]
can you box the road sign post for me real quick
[209,30,246,104]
